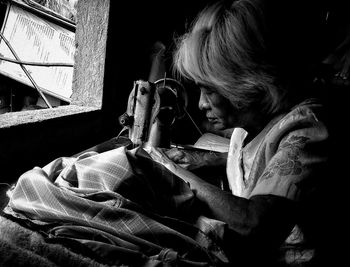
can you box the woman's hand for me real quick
[163,147,227,170]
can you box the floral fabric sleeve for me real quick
[249,105,329,201]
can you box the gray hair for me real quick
[173,0,324,115]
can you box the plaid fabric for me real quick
[4,146,229,266]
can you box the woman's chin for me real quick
[209,121,226,131]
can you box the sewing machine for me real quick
[118,77,188,148]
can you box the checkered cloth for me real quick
[4,146,229,266]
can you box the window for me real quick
[0,0,104,129]
[0,0,78,114]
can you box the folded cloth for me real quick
[3,146,229,266]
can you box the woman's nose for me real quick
[198,91,210,110]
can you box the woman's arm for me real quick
[147,146,296,246]
[177,165,296,239]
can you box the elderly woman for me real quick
[159,0,330,266]
[2,0,333,266]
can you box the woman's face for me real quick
[198,87,237,131]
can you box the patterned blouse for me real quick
[226,98,329,265]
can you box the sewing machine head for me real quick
[119,77,187,148]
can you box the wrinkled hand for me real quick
[163,147,226,170]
